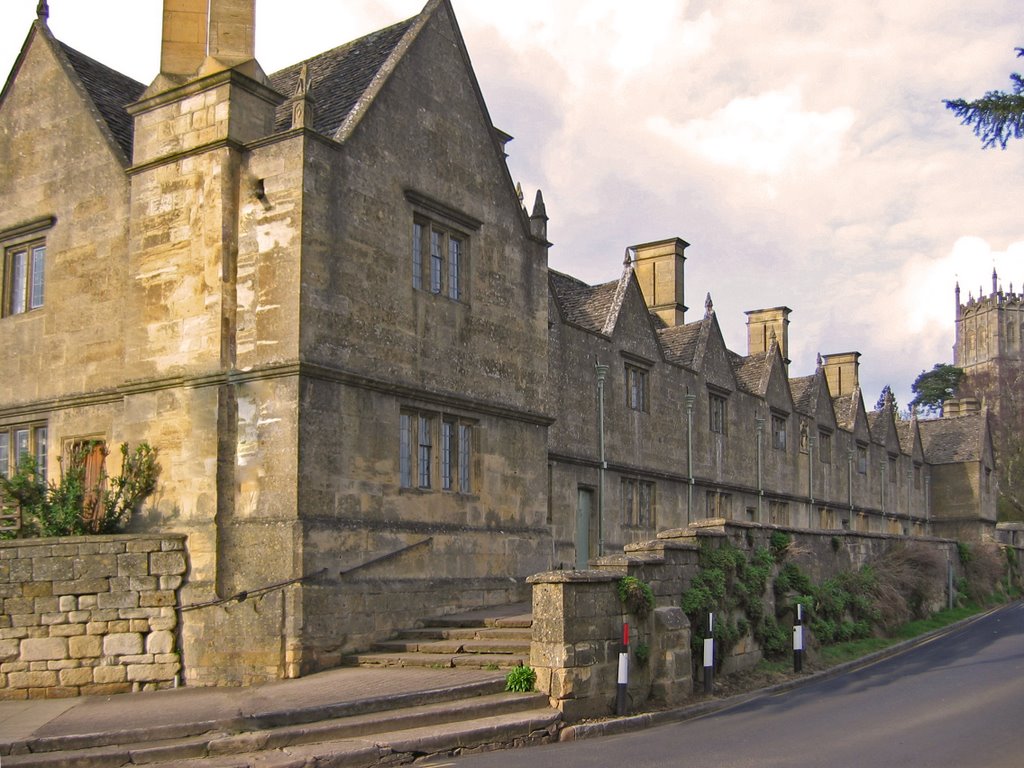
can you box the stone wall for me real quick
[0,534,186,699]
[529,520,1017,721]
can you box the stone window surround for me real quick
[405,190,480,303]
[621,476,655,527]
[771,411,788,451]
[708,389,727,434]
[1,216,54,319]
[400,407,476,494]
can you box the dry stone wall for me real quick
[0,534,186,699]
[529,520,1017,721]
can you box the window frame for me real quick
[856,443,868,474]
[0,423,48,481]
[771,412,788,451]
[709,392,727,434]
[625,364,649,412]
[818,429,832,463]
[406,191,480,304]
[400,408,476,494]
[4,240,46,317]
[621,477,656,528]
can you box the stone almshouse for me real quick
[0,0,998,686]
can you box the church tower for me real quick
[954,270,1024,515]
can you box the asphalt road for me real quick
[430,602,1024,768]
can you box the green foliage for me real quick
[774,562,813,598]
[0,442,160,538]
[957,541,973,566]
[945,48,1024,149]
[910,364,964,416]
[757,617,789,658]
[505,663,536,692]
[634,642,650,667]
[617,576,655,619]
[769,531,791,559]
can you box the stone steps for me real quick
[346,602,533,670]
[3,690,558,767]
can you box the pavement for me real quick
[0,605,1003,763]
[0,666,509,752]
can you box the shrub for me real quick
[0,442,159,538]
[617,576,655,619]
[505,663,537,692]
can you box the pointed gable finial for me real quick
[36,0,49,21]
[529,189,549,242]
[993,266,998,295]
[816,352,823,369]
[289,63,316,130]
[515,182,524,205]
[704,292,714,318]
[294,64,310,98]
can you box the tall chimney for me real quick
[745,307,791,370]
[631,238,688,327]
[159,0,209,77]
[822,352,861,397]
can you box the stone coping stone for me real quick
[526,570,619,584]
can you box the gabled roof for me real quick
[790,375,816,415]
[919,415,988,464]
[895,420,917,456]
[867,410,890,445]
[549,270,624,337]
[832,388,862,431]
[729,350,771,396]
[59,41,145,161]
[268,18,415,138]
[659,320,706,370]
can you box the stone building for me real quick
[0,0,999,686]
[954,273,1023,517]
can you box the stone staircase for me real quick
[346,602,533,670]
[3,680,558,767]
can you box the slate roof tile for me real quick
[660,320,706,370]
[549,269,622,335]
[790,375,816,415]
[729,351,770,395]
[918,415,985,464]
[60,42,145,160]
[269,19,414,137]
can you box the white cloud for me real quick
[647,86,856,177]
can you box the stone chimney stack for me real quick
[822,352,861,397]
[159,0,209,78]
[746,307,792,370]
[631,238,688,327]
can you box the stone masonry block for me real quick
[52,579,109,596]
[74,554,118,580]
[49,624,86,637]
[149,551,186,576]
[58,595,77,612]
[97,591,139,610]
[22,581,53,598]
[69,634,102,659]
[0,638,19,661]
[33,557,74,581]
[127,662,178,682]
[104,633,144,656]
[59,667,94,687]
[117,553,151,577]
[20,637,68,662]
[7,670,58,689]
[92,665,127,684]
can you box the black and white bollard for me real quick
[703,612,714,695]
[616,622,629,716]
[793,603,804,673]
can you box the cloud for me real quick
[647,86,856,177]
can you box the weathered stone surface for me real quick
[104,633,144,656]
[20,638,68,662]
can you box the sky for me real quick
[2,0,1023,412]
